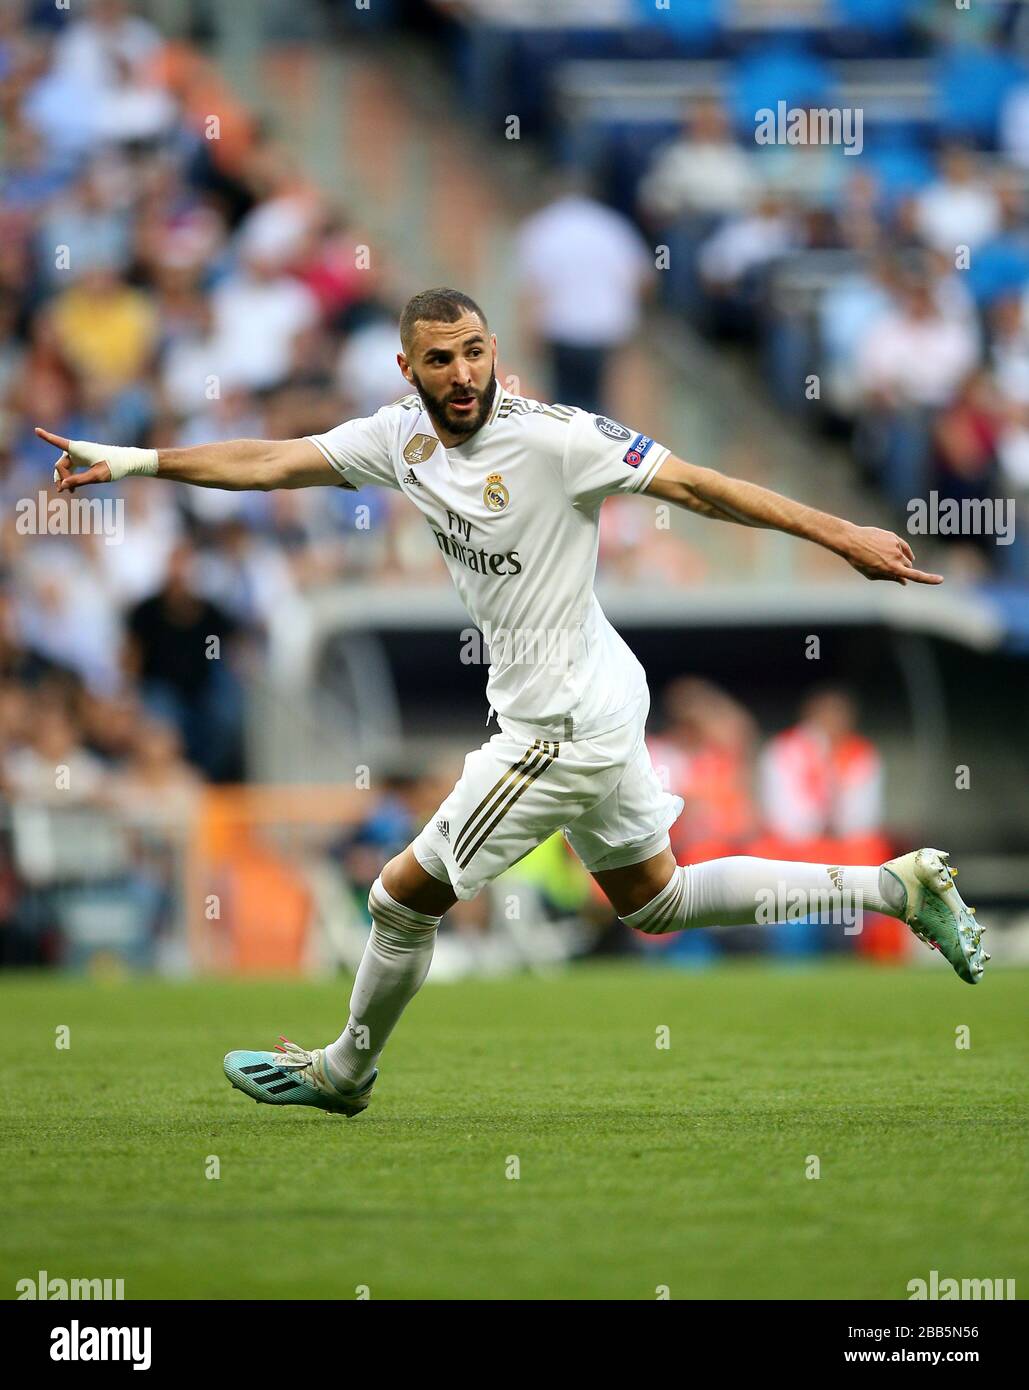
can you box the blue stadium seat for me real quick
[731,45,836,134]
[936,44,1027,146]
[629,0,720,42]
[861,142,936,206]
[832,0,926,37]
[965,235,1029,307]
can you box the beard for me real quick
[410,368,497,440]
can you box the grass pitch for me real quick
[2,962,1025,1300]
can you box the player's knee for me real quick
[380,849,456,917]
[379,854,421,908]
[594,846,677,918]
[619,863,687,935]
[379,853,406,898]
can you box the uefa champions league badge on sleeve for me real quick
[483,472,510,511]
[623,434,654,469]
[593,416,633,441]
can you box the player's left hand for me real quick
[36,428,113,491]
[843,526,943,585]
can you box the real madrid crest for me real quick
[483,472,509,512]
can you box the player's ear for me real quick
[398,352,413,385]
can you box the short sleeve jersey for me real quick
[307,386,670,738]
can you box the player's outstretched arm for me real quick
[35,428,339,493]
[644,453,943,586]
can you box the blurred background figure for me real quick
[516,174,654,413]
[647,677,758,864]
[854,270,980,509]
[758,687,888,867]
[123,541,244,782]
[640,96,758,227]
[2,686,108,806]
[755,686,899,963]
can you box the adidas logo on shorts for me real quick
[436,819,450,841]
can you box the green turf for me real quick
[2,963,1025,1300]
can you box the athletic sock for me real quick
[323,877,441,1091]
[621,856,899,936]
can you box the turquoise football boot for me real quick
[224,1037,376,1115]
[881,848,990,984]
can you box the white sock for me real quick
[324,877,440,1090]
[621,856,901,936]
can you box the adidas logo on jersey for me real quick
[403,469,421,485]
[436,819,450,841]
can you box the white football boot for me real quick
[881,848,989,984]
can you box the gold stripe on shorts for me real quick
[452,740,541,866]
[455,740,559,871]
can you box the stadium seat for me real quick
[730,45,835,134]
[936,44,1028,146]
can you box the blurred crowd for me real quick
[0,3,614,970]
[0,0,460,801]
[640,103,1029,578]
[493,1,1029,577]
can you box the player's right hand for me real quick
[35,427,113,491]
[843,525,943,586]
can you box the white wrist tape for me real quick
[56,440,159,483]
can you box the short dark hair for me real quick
[399,287,488,353]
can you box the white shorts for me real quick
[411,695,684,901]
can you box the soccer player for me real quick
[37,287,989,1117]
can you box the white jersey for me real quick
[306,386,670,739]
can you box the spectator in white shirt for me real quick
[856,276,979,410]
[698,191,795,293]
[914,145,1001,256]
[337,316,409,416]
[855,273,980,508]
[52,0,161,95]
[2,700,108,806]
[515,176,654,413]
[211,242,320,394]
[159,294,224,417]
[49,0,173,148]
[639,97,757,222]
